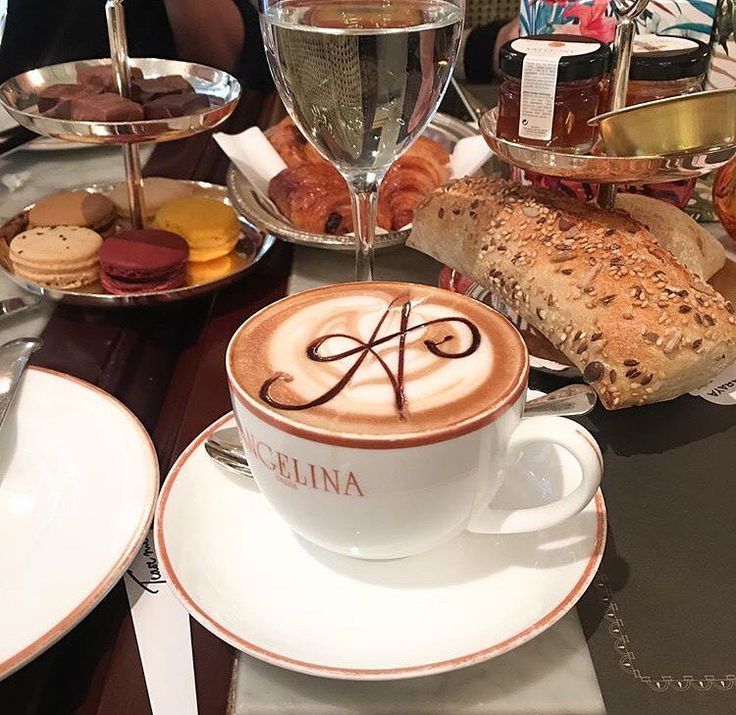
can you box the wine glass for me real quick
[260,0,464,280]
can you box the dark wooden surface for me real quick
[0,88,293,715]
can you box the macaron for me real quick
[153,197,239,262]
[186,253,239,285]
[99,229,189,295]
[10,226,103,289]
[106,177,194,221]
[28,191,116,232]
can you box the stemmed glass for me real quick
[260,0,464,280]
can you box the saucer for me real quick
[0,367,158,679]
[156,410,606,680]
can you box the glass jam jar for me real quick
[497,35,610,153]
[621,35,710,207]
[626,34,710,106]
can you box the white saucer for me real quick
[156,409,606,681]
[0,367,158,679]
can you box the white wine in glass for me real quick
[261,0,463,280]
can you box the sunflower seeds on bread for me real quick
[408,178,736,409]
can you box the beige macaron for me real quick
[107,177,194,220]
[28,191,116,232]
[10,225,103,289]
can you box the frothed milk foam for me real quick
[229,283,527,439]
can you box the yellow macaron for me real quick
[153,197,239,262]
[186,253,240,285]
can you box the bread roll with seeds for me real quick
[408,178,736,409]
[614,193,726,280]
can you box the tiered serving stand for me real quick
[0,0,274,306]
[447,0,736,374]
[480,0,736,207]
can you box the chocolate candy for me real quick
[38,84,94,113]
[132,75,193,104]
[77,64,144,92]
[143,93,211,119]
[70,93,145,121]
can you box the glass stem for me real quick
[348,178,381,282]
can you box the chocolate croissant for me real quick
[269,163,354,235]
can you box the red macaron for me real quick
[99,229,189,295]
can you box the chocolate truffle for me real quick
[38,84,94,113]
[70,93,144,122]
[143,93,211,119]
[77,64,144,92]
[132,75,193,103]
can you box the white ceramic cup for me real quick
[226,290,602,560]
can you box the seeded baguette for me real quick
[408,178,736,409]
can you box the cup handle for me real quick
[467,416,602,535]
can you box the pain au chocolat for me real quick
[408,178,736,409]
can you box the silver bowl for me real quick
[0,58,241,144]
[480,107,736,184]
[227,112,502,251]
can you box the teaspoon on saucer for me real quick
[204,384,598,479]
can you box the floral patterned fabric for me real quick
[519,0,717,45]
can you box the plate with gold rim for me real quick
[0,367,158,679]
[156,412,605,680]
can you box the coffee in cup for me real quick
[227,281,601,559]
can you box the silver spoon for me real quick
[205,384,597,479]
[0,337,43,432]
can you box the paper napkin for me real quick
[215,127,287,196]
[124,530,198,715]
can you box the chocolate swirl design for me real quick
[259,299,481,417]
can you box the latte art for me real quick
[259,297,482,417]
[229,283,528,437]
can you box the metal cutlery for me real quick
[0,337,43,431]
[0,294,42,323]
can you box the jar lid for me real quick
[500,35,610,82]
[630,34,710,81]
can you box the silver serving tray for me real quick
[480,107,736,184]
[0,58,241,144]
[227,112,500,251]
[0,181,274,307]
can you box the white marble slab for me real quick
[230,243,606,715]
[232,612,604,715]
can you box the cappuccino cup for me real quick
[226,281,601,560]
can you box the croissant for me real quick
[382,148,450,230]
[268,116,328,168]
[269,163,354,234]
[267,118,450,233]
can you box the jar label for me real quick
[515,40,600,142]
[633,34,699,53]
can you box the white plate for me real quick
[156,409,606,680]
[0,367,158,679]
